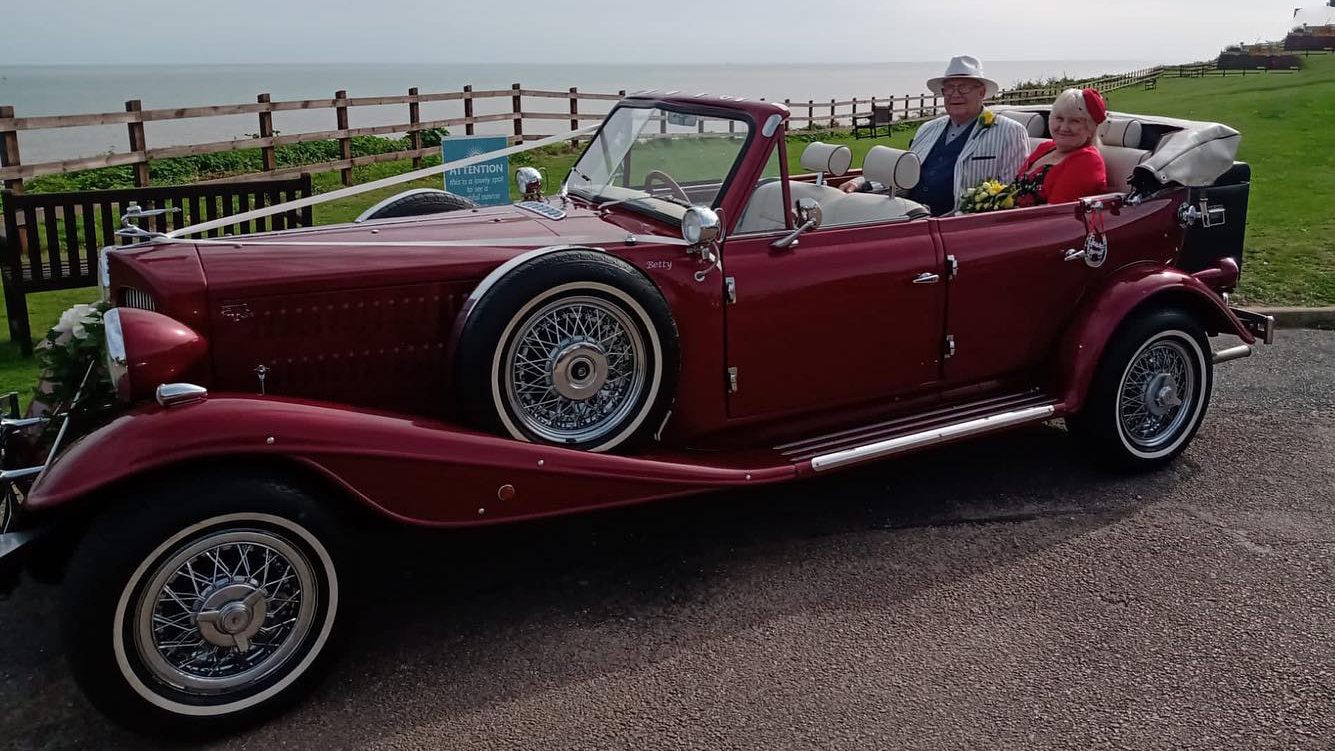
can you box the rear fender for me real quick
[1056,263,1254,412]
[25,396,793,527]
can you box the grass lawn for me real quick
[1108,55,1335,305]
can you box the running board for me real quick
[809,404,1057,472]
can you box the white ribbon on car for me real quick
[164,125,602,240]
[184,234,693,249]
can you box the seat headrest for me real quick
[862,146,921,192]
[799,142,853,177]
[999,111,1046,138]
[1099,118,1144,149]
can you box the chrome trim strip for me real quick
[98,246,114,303]
[1212,344,1252,364]
[810,404,1057,472]
[353,189,453,223]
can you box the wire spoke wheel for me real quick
[132,528,318,696]
[503,295,648,445]
[1116,337,1197,451]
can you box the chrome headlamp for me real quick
[516,167,543,201]
[681,206,721,246]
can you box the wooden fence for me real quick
[0,66,1170,195]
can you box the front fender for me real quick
[1056,263,1254,413]
[25,396,793,527]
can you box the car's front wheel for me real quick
[61,474,345,736]
[1068,307,1213,471]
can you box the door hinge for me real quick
[727,366,739,393]
[944,335,956,359]
[725,276,737,304]
[946,255,959,279]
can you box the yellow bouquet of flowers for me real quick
[959,178,1018,214]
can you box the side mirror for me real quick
[772,198,823,250]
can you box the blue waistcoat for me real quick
[909,120,976,217]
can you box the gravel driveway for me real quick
[3,330,1332,751]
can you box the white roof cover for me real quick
[996,106,1242,188]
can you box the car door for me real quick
[934,202,1100,387]
[722,218,945,419]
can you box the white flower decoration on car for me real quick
[51,303,99,344]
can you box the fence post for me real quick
[807,100,813,127]
[408,87,422,169]
[335,90,351,186]
[511,83,523,143]
[0,106,22,194]
[463,85,475,136]
[829,98,835,127]
[257,93,276,173]
[568,87,579,134]
[125,100,149,187]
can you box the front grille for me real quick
[119,286,157,312]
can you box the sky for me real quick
[0,0,1320,65]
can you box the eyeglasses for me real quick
[941,83,981,96]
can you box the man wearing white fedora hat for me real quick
[843,55,1029,216]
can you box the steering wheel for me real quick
[642,170,691,204]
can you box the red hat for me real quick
[1082,88,1108,124]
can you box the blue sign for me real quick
[441,135,510,206]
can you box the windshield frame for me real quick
[564,100,758,225]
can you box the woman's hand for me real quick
[840,179,863,194]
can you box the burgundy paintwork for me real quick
[33,93,1255,523]
[116,308,209,402]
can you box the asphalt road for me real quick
[3,330,1333,751]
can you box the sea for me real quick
[0,61,1158,164]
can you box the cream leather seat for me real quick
[1098,118,1151,192]
[819,146,930,226]
[734,142,851,234]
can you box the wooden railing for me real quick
[0,65,1169,193]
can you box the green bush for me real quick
[24,130,450,195]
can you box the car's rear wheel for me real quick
[357,189,479,221]
[455,250,679,452]
[1068,308,1213,471]
[61,474,345,737]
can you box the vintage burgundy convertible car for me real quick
[0,92,1271,733]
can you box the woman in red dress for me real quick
[1015,88,1109,206]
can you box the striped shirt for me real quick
[908,111,1030,213]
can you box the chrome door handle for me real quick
[912,272,940,284]
[1063,248,1087,262]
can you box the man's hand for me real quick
[839,179,863,194]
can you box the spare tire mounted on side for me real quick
[455,249,680,453]
[356,189,479,221]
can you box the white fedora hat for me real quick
[927,55,1000,99]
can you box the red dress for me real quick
[1016,142,1108,205]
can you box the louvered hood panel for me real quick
[210,282,474,416]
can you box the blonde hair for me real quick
[1050,88,1102,147]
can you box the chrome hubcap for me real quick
[1119,338,1196,450]
[550,343,610,400]
[134,530,317,693]
[504,295,647,445]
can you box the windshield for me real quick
[565,105,752,218]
